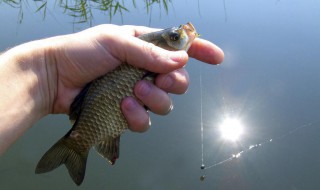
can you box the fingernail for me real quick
[164,103,174,115]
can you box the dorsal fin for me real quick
[69,83,92,124]
[94,137,120,165]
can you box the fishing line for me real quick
[200,65,204,169]
[199,63,206,181]
[203,122,314,170]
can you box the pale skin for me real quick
[0,24,224,155]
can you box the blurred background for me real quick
[1,0,320,189]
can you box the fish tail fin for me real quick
[35,138,89,186]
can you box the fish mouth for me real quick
[183,22,199,38]
[184,22,196,32]
[181,22,198,51]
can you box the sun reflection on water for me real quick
[219,117,244,142]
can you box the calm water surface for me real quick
[1,0,320,189]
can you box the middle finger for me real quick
[134,80,172,115]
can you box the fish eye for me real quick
[169,31,180,41]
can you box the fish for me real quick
[35,22,198,185]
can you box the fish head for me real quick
[161,22,198,51]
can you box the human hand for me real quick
[0,24,223,154]
[40,24,224,132]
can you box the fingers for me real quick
[119,36,223,69]
[134,80,173,115]
[188,38,224,65]
[124,25,225,65]
[134,68,189,114]
[96,25,223,76]
[121,68,189,133]
[101,24,224,134]
[121,81,173,133]
[121,97,150,133]
[155,68,189,94]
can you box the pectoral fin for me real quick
[94,137,120,165]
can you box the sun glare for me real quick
[219,118,244,142]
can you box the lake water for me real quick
[1,0,320,189]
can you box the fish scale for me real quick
[78,64,146,139]
[35,22,198,185]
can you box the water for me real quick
[1,0,320,189]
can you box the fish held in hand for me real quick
[35,23,198,185]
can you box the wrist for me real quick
[5,40,52,116]
[0,39,56,153]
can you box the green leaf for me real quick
[118,4,128,12]
[35,1,47,13]
[113,2,119,15]
[162,0,168,13]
